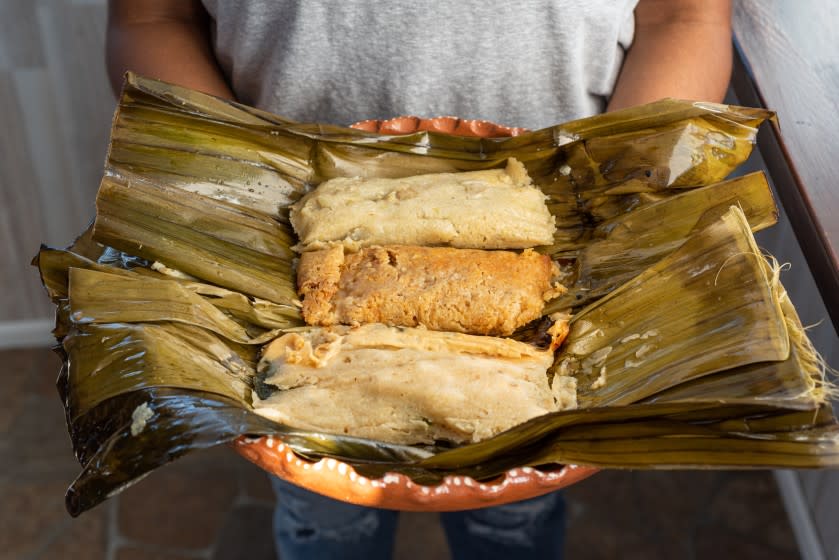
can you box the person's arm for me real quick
[607,0,732,111]
[106,0,234,99]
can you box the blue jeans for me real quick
[271,477,566,560]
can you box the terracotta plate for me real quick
[235,436,597,511]
[233,116,597,510]
[350,115,527,138]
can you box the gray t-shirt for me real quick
[202,1,638,129]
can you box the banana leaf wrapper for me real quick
[93,173,301,307]
[559,206,791,408]
[37,75,838,517]
[546,171,778,311]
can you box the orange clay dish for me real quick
[232,116,598,511]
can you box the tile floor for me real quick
[0,347,801,560]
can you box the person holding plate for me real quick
[105,1,733,558]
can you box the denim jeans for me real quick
[271,477,566,560]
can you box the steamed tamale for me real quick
[290,158,556,252]
[298,245,563,335]
[254,322,574,444]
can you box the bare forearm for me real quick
[608,0,732,111]
[106,0,233,99]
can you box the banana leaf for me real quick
[644,285,824,411]
[64,323,256,422]
[34,74,837,518]
[642,351,816,409]
[67,268,284,343]
[557,206,790,407]
[93,173,301,307]
[406,402,838,473]
[416,405,839,478]
[546,171,778,311]
[37,248,301,333]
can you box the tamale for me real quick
[290,158,556,251]
[254,322,574,444]
[298,245,562,335]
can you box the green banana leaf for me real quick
[560,206,790,408]
[546,171,778,310]
[93,174,300,307]
[68,268,283,344]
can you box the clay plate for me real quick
[233,116,597,510]
[350,115,527,138]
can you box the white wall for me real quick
[0,0,112,347]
